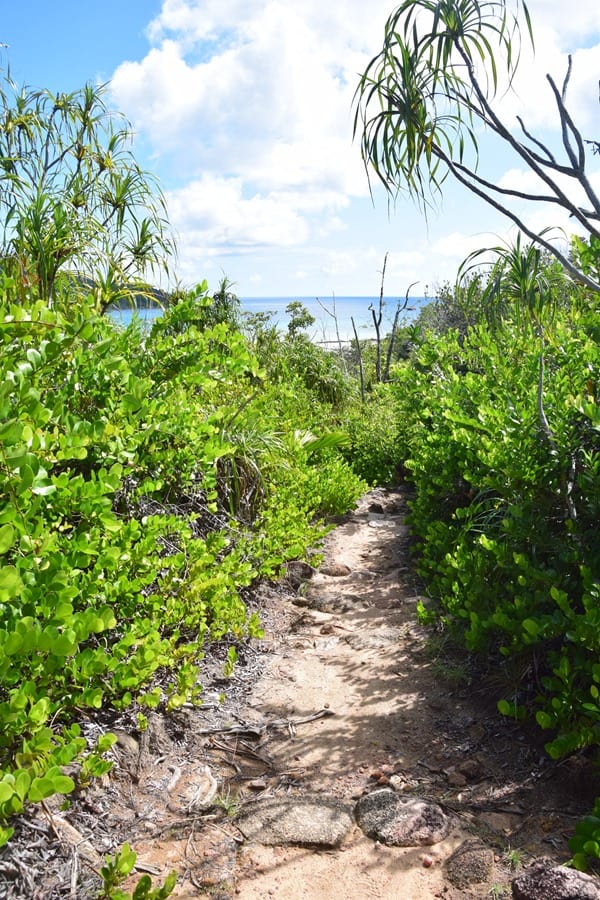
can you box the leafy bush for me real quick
[389,303,600,756]
[342,383,405,485]
[0,287,366,844]
[379,279,600,867]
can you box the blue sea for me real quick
[109,295,430,343]
[242,296,429,343]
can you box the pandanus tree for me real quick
[353,0,600,293]
[0,73,174,310]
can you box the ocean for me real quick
[242,296,428,343]
[109,295,430,343]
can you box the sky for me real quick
[2,1,600,298]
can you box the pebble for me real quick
[446,770,468,788]
[355,789,452,846]
[248,779,268,791]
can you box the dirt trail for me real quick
[227,488,594,899]
[8,487,597,899]
[233,486,465,899]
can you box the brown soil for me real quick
[2,487,598,899]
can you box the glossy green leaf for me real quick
[0,525,15,555]
[0,566,24,601]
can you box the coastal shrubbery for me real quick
[383,239,600,868]
[0,284,368,847]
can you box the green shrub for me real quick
[342,383,405,485]
[390,309,600,759]
[0,287,369,843]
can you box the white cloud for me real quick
[431,230,502,260]
[171,178,307,246]
[166,173,352,253]
[524,0,600,47]
[112,2,373,188]
[495,35,600,132]
[320,250,361,278]
[108,0,600,293]
[490,3,599,136]
[165,173,358,286]
[386,250,427,282]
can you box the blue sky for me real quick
[2,1,600,297]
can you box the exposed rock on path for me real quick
[511,859,600,900]
[235,795,353,848]
[445,840,496,890]
[354,789,451,847]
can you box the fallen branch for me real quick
[196,708,335,739]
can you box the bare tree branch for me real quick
[354,0,600,291]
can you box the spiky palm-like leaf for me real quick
[354,0,600,292]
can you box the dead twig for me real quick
[70,846,79,899]
[197,708,334,738]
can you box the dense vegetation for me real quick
[389,241,600,869]
[0,282,372,850]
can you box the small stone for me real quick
[427,697,446,711]
[320,563,352,577]
[355,789,451,847]
[388,775,406,791]
[247,779,268,791]
[114,730,139,754]
[511,859,600,900]
[458,757,487,782]
[286,561,315,588]
[468,723,487,742]
[446,840,495,889]
[113,729,140,775]
[446,770,468,788]
[236,794,353,848]
[422,854,434,868]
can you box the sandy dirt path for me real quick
[233,487,467,899]
[224,487,588,899]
